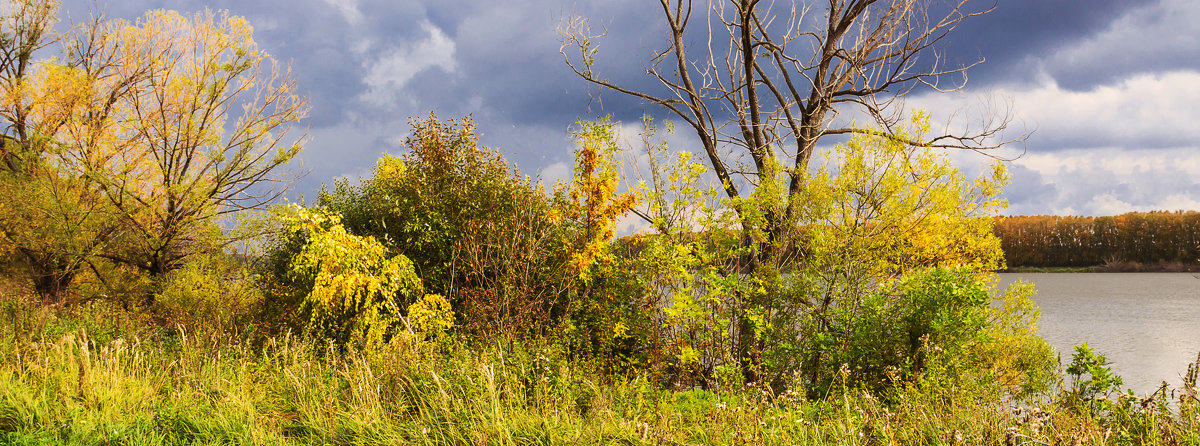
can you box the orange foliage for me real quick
[995,211,1200,268]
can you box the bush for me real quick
[154,252,263,338]
[802,268,1055,398]
[1062,343,1128,413]
[318,114,574,341]
[262,205,423,348]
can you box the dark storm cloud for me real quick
[936,0,1200,91]
[934,0,1152,88]
[1040,0,1200,90]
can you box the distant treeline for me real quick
[994,211,1200,268]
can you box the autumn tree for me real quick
[86,10,307,281]
[0,3,305,302]
[0,0,123,302]
[562,0,1018,380]
[617,113,1021,387]
[790,113,1010,387]
[318,115,575,339]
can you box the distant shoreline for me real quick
[1000,261,1200,273]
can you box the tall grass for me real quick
[0,291,1197,445]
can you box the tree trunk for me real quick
[22,249,77,305]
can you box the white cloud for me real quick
[1013,71,1200,148]
[899,67,1200,215]
[997,147,1200,216]
[321,0,364,25]
[908,70,1200,152]
[360,20,457,106]
[537,161,571,190]
[1016,147,1200,178]
[1081,192,1200,217]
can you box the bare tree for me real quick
[563,0,1013,253]
[561,0,1018,380]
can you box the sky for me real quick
[58,0,1200,217]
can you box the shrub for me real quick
[319,114,573,341]
[1062,343,1128,414]
[266,205,423,348]
[154,252,263,338]
[800,268,1055,398]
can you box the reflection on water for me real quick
[997,273,1200,396]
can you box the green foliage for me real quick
[798,268,1055,399]
[0,160,116,303]
[1049,344,1200,444]
[617,119,749,386]
[0,298,1196,445]
[552,118,646,375]
[974,279,1059,398]
[153,251,263,338]
[618,112,1024,391]
[322,114,529,296]
[778,114,1014,391]
[1063,343,1128,412]
[279,205,423,347]
[319,114,571,340]
[806,268,988,393]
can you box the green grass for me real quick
[0,294,1197,445]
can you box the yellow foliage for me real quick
[283,206,422,347]
[406,293,454,337]
[798,112,1008,280]
[562,119,637,280]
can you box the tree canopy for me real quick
[0,1,306,302]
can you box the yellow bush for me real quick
[406,293,454,337]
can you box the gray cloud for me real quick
[1042,0,1200,90]
[934,0,1159,89]
[53,0,1200,216]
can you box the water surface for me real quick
[997,273,1200,396]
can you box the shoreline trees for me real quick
[996,212,1200,269]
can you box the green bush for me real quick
[803,268,1055,398]
[154,252,263,338]
[317,114,574,341]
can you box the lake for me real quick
[997,273,1200,396]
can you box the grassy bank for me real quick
[2,292,1198,445]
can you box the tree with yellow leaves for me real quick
[616,111,1044,390]
[562,118,637,281]
[0,0,125,302]
[87,9,307,281]
[0,3,306,302]
[791,111,1012,388]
